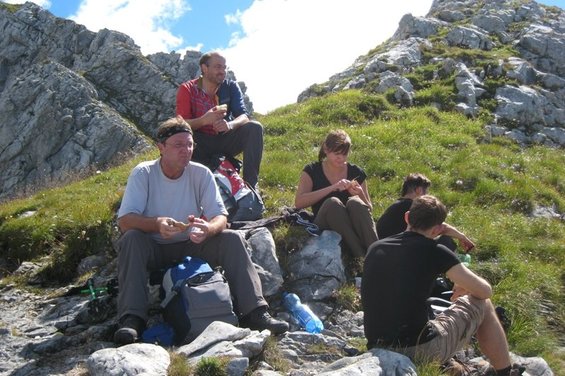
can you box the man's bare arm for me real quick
[446,263,492,300]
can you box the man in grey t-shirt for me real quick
[114,116,288,345]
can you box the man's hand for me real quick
[457,235,475,252]
[441,223,475,252]
[187,215,209,244]
[451,284,469,302]
[202,106,227,126]
[160,217,183,239]
[212,118,231,133]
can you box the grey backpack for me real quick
[161,256,238,345]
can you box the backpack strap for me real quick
[161,279,185,308]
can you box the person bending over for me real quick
[376,173,474,252]
[294,130,377,259]
[113,116,287,345]
[362,195,522,376]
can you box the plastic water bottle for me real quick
[458,253,471,267]
[282,292,324,333]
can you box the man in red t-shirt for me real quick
[176,51,263,188]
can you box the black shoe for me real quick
[240,306,289,335]
[114,314,146,345]
[509,363,526,376]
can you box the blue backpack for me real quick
[161,256,238,345]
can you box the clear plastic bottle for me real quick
[458,252,471,267]
[282,292,324,333]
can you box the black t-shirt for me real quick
[303,162,366,217]
[362,231,460,348]
[376,198,412,239]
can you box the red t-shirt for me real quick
[176,77,218,135]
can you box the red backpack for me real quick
[210,155,264,222]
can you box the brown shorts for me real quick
[396,295,486,364]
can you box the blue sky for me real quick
[5,0,564,113]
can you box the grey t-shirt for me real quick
[118,159,227,244]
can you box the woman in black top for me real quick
[294,130,378,259]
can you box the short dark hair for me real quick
[318,130,351,162]
[401,173,431,196]
[156,116,192,143]
[407,195,447,231]
[199,51,224,67]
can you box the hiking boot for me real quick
[113,314,146,345]
[240,306,289,335]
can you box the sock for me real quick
[496,366,512,376]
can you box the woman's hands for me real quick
[333,178,362,194]
[333,178,352,192]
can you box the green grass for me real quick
[0,89,564,369]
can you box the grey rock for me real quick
[454,62,485,117]
[227,357,250,376]
[392,13,446,40]
[246,228,284,296]
[285,230,346,301]
[0,61,151,201]
[505,129,529,144]
[87,343,170,376]
[495,85,548,128]
[540,72,565,90]
[375,71,414,94]
[13,261,41,276]
[506,58,539,85]
[0,3,254,200]
[436,9,466,23]
[176,321,252,357]
[472,14,507,33]
[76,255,107,275]
[541,127,565,145]
[531,205,562,219]
[512,354,555,376]
[373,71,414,106]
[252,371,281,376]
[186,329,269,363]
[378,38,430,72]
[446,25,494,50]
[517,25,565,77]
[318,348,417,376]
[344,75,367,90]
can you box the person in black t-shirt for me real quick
[363,195,519,376]
[376,173,474,252]
[294,130,377,259]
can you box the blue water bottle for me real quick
[282,292,324,333]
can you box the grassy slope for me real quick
[0,90,563,369]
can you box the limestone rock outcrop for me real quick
[298,0,565,147]
[0,2,252,201]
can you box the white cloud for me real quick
[222,0,433,113]
[25,0,434,113]
[69,0,189,54]
[225,9,242,25]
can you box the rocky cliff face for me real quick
[0,2,252,202]
[299,0,565,147]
